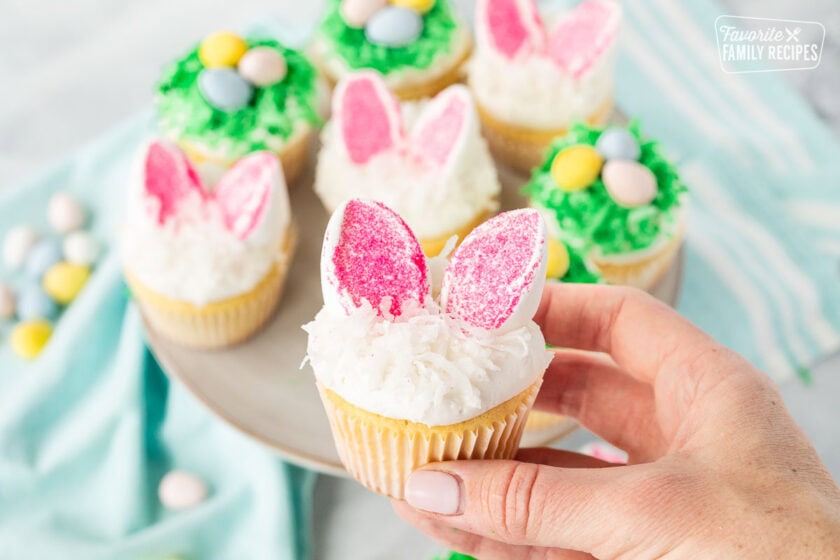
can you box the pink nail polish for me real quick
[405,470,462,515]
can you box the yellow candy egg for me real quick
[43,262,90,305]
[199,31,248,68]
[391,0,436,14]
[11,320,53,359]
[550,145,603,192]
[545,237,570,279]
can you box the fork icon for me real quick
[786,26,802,42]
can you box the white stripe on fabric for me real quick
[652,0,815,171]
[685,164,840,352]
[816,240,840,256]
[624,1,787,172]
[788,201,840,231]
[687,225,794,379]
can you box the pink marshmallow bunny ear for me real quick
[441,209,547,331]
[143,140,204,225]
[321,199,429,317]
[213,151,282,240]
[332,71,403,165]
[410,85,476,172]
[546,0,621,78]
[477,0,545,60]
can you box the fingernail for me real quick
[405,470,462,515]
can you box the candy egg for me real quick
[392,0,436,14]
[0,283,16,319]
[365,7,423,48]
[17,284,59,321]
[48,192,87,233]
[602,160,658,208]
[198,68,254,112]
[43,262,90,305]
[63,231,100,266]
[3,225,40,270]
[340,0,387,28]
[545,237,570,279]
[550,145,603,192]
[237,47,287,87]
[158,470,208,510]
[199,31,248,68]
[25,239,63,279]
[11,320,53,360]
[596,127,641,161]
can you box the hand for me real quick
[393,284,840,559]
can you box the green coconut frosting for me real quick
[156,38,320,158]
[525,122,687,257]
[560,243,604,284]
[433,553,476,560]
[317,0,460,73]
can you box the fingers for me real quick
[516,447,616,468]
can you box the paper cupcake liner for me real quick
[317,378,542,499]
[476,99,613,174]
[419,208,495,257]
[525,410,568,431]
[591,226,684,292]
[127,227,296,349]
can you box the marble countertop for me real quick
[2,1,838,559]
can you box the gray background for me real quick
[1,1,838,559]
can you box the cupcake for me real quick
[304,200,552,498]
[156,31,321,184]
[525,122,688,291]
[122,141,295,349]
[309,0,472,100]
[469,0,621,172]
[314,71,500,257]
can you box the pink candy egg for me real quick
[340,0,387,28]
[602,160,658,208]
[238,47,287,87]
[158,470,208,510]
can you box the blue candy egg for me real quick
[365,7,423,48]
[25,239,63,279]
[596,127,641,162]
[17,284,59,321]
[198,68,254,112]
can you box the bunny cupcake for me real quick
[304,200,552,498]
[156,31,321,184]
[310,0,471,100]
[525,122,688,291]
[122,141,295,349]
[469,0,621,172]
[315,71,499,256]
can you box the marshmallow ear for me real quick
[546,0,621,78]
[321,199,429,317]
[476,0,545,60]
[143,140,204,225]
[441,209,547,331]
[410,85,475,173]
[332,71,403,165]
[214,152,286,240]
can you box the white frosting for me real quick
[304,298,552,426]
[315,102,500,240]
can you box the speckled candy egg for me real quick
[25,239,63,279]
[17,284,59,321]
[199,31,248,68]
[341,0,387,28]
[159,470,208,510]
[48,192,87,233]
[3,225,40,270]
[550,145,603,192]
[44,262,90,305]
[11,320,53,360]
[392,0,436,14]
[0,283,16,319]
[199,68,254,112]
[365,7,424,48]
[63,231,100,266]
[596,127,641,162]
[237,47,287,87]
[602,160,658,208]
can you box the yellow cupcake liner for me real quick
[317,378,542,499]
[590,226,685,292]
[127,227,296,349]
[419,208,495,257]
[476,98,613,174]
[178,127,313,186]
[524,410,569,431]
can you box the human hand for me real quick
[393,284,840,559]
